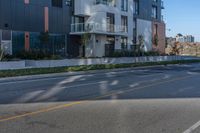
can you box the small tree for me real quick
[80,32,91,57]
[81,32,90,46]
[153,34,159,51]
[170,42,182,55]
[138,35,145,56]
[0,47,4,61]
[39,31,50,53]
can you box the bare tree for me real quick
[170,42,182,55]
[80,32,91,57]
[0,46,4,61]
[153,34,159,52]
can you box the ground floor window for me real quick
[12,31,25,54]
[12,31,67,57]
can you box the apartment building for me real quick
[70,0,133,57]
[0,0,72,56]
[0,0,165,57]
[71,0,165,57]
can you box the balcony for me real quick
[70,23,128,35]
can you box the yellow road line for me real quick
[0,101,83,123]
[0,74,194,123]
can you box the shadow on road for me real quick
[0,65,200,104]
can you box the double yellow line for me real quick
[0,75,193,123]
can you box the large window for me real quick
[134,0,139,15]
[52,0,63,8]
[152,6,158,19]
[12,31,25,54]
[121,0,128,12]
[106,13,115,32]
[121,16,128,32]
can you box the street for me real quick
[0,64,200,133]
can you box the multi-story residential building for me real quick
[71,0,134,57]
[71,0,166,57]
[0,0,165,58]
[0,0,72,56]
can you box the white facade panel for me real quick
[137,19,153,52]
[74,0,93,16]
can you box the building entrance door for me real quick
[105,36,115,57]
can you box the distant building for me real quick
[184,35,195,43]
[176,34,195,43]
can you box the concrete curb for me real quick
[0,64,174,83]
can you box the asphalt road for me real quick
[0,63,200,133]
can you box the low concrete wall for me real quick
[0,61,25,70]
[25,56,184,68]
[0,56,191,70]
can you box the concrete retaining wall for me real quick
[0,61,25,70]
[0,56,193,70]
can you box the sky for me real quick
[163,0,200,41]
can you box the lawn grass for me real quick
[0,60,200,78]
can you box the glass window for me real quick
[121,16,128,33]
[134,0,139,15]
[121,0,128,12]
[152,6,158,19]
[52,0,63,8]
[107,13,115,32]
[12,31,25,54]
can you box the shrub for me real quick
[14,50,62,60]
[110,50,161,57]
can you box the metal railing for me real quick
[95,0,116,7]
[71,23,128,34]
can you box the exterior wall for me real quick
[137,19,152,51]
[0,0,72,34]
[0,0,72,56]
[152,21,166,54]
[85,35,107,57]
[135,0,163,22]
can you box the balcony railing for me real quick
[71,23,128,34]
[95,0,116,7]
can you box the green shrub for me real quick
[14,50,62,60]
[110,50,161,57]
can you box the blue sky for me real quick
[163,0,200,41]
